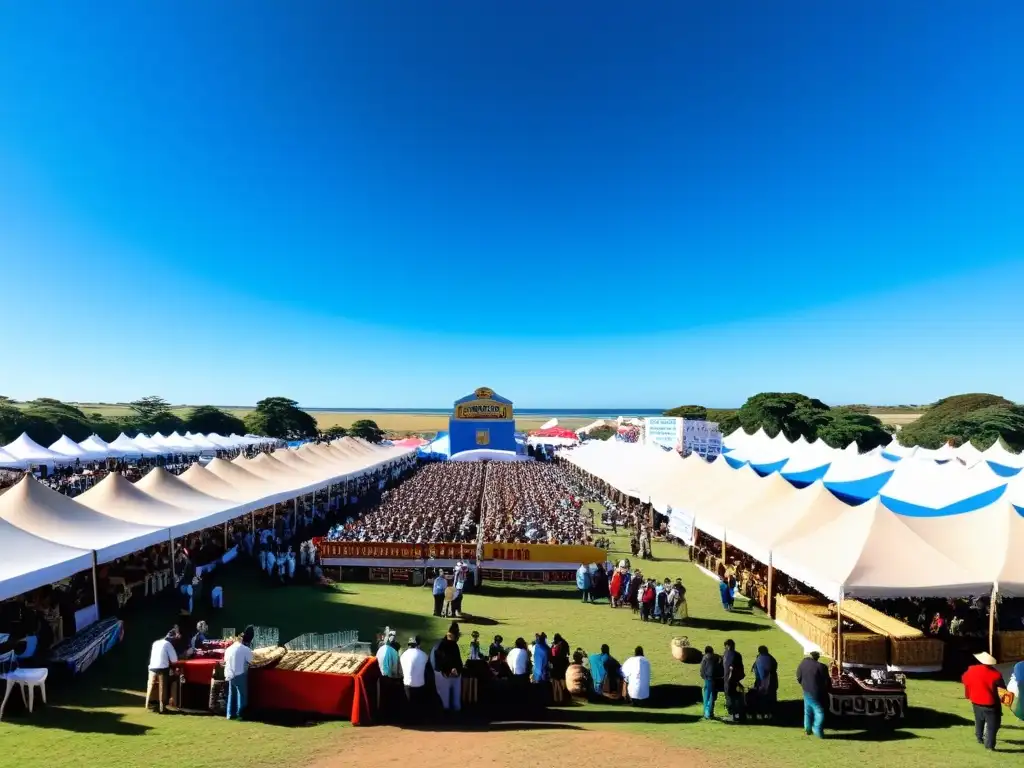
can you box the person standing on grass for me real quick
[699,645,720,720]
[751,645,779,720]
[146,628,178,714]
[721,639,745,722]
[434,622,464,713]
[576,563,592,603]
[962,651,1006,751]
[796,650,830,738]
[224,626,255,721]
[400,636,428,722]
[431,570,447,617]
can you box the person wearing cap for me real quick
[146,628,179,713]
[796,650,829,738]
[463,630,486,707]
[224,626,255,721]
[488,634,505,660]
[187,621,209,657]
[400,636,429,722]
[962,651,1006,750]
[434,622,464,713]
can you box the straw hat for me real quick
[974,651,998,666]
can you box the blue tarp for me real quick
[987,460,1022,478]
[823,470,896,503]
[780,463,831,487]
[881,484,1008,517]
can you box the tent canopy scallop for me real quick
[76,473,208,538]
[0,476,169,563]
[136,467,249,517]
[0,517,93,602]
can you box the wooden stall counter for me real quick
[774,595,887,667]
[995,631,1024,663]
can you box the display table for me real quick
[49,618,124,676]
[170,655,377,724]
[995,631,1024,663]
[828,672,907,720]
[775,595,888,667]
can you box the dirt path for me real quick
[307,727,714,768]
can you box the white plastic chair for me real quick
[0,650,48,720]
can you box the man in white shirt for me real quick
[506,638,530,677]
[224,628,255,721]
[400,636,429,722]
[147,628,179,713]
[620,646,652,706]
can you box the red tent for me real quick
[532,427,578,440]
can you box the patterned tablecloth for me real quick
[48,617,124,675]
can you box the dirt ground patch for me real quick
[307,726,714,768]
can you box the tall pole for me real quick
[836,594,843,668]
[988,585,998,656]
[91,551,101,615]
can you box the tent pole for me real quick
[988,585,998,656]
[91,551,100,614]
[250,510,255,535]
[766,560,774,619]
[223,522,228,550]
[836,595,843,668]
[169,533,177,582]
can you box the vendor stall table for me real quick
[828,672,907,720]
[49,618,124,676]
[170,655,378,724]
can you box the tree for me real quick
[21,399,95,442]
[243,397,318,439]
[185,405,246,436]
[737,393,830,441]
[348,419,384,443]
[944,405,1024,452]
[322,425,349,440]
[816,407,892,451]
[586,425,617,441]
[897,393,1019,449]
[663,405,708,420]
[706,408,740,435]
[128,395,184,434]
[0,400,28,443]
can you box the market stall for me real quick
[171,648,376,724]
[828,669,908,720]
[49,617,124,676]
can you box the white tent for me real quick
[106,433,150,459]
[3,432,76,465]
[0,446,29,469]
[49,435,107,462]
[0,516,93,602]
[79,434,112,458]
[877,457,1006,510]
[135,467,248,525]
[186,433,220,451]
[76,473,208,538]
[771,497,990,601]
[135,433,174,455]
[164,431,202,454]
[178,464,262,504]
[205,432,240,449]
[0,476,169,563]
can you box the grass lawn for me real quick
[4,526,1017,768]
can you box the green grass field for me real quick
[3,519,1018,768]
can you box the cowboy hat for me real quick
[974,651,998,666]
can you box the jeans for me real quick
[803,693,825,737]
[702,679,717,719]
[226,673,248,719]
[434,672,462,711]
[580,588,591,603]
[973,703,1000,749]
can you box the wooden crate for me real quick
[891,637,944,669]
[995,631,1024,663]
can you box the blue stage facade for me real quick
[449,387,517,456]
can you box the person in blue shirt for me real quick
[576,564,592,603]
[532,632,551,682]
[431,571,447,617]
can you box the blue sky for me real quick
[1,1,1021,409]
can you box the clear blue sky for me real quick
[1,1,1021,409]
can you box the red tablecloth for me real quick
[171,656,378,724]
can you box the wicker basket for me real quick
[891,637,944,668]
[842,632,888,667]
[995,631,1024,663]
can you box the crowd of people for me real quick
[325,462,591,545]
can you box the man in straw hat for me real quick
[962,651,1006,751]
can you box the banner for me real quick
[314,540,604,565]
[315,541,477,561]
[480,569,577,583]
[483,543,605,564]
[683,419,723,458]
[454,388,514,421]
[644,417,682,450]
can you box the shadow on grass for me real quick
[664,616,769,633]
[476,586,581,601]
[0,704,152,736]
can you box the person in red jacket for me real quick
[962,651,1006,751]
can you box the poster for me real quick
[644,417,682,450]
[683,420,723,458]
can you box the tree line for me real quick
[0,396,384,446]
[664,392,1024,452]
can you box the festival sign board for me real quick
[314,540,604,565]
[644,417,682,451]
[683,419,723,458]
[454,387,514,420]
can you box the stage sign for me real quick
[455,400,512,420]
[369,567,413,583]
[480,569,577,583]
[483,543,606,564]
[645,417,682,450]
[683,420,723,458]
[314,541,477,561]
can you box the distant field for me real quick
[68,404,595,436]
[871,411,923,426]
